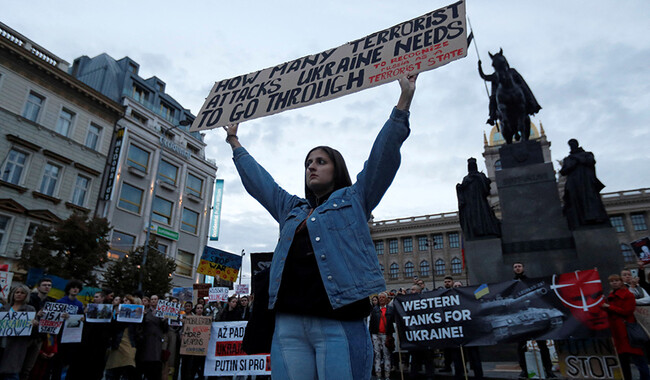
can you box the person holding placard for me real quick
[0,285,37,379]
[223,75,417,379]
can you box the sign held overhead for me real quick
[191,0,467,131]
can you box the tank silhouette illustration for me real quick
[478,288,564,341]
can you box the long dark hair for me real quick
[304,146,352,206]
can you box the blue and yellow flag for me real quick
[474,284,489,299]
[197,247,242,282]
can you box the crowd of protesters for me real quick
[0,278,253,380]
[5,259,650,380]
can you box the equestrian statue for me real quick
[478,49,541,144]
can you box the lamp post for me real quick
[138,119,191,292]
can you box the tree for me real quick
[103,237,176,297]
[19,212,111,286]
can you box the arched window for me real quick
[420,260,430,277]
[379,264,384,274]
[621,244,636,263]
[405,261,414,278]
[435,259,446,275]
[451,257,462,274]
[389,263,399,279]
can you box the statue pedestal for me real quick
[464,141,620,286]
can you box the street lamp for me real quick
[138,119,192,291]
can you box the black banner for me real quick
[393,269,611,349]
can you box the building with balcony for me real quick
[71,53,218,287]
[0,23,123,271]
[370,123,649,291]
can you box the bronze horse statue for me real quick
[478,49,541,144]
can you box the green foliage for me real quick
[19,212,110,287]
[103,237,176,297]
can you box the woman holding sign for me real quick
[0,285,37,379]
[223,75,417,379]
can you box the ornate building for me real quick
[370,123,649,291]
[0,23,122,270]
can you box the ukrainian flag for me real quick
[474,284,489,299]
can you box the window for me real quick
[71,175,90,206]
[1,149,28,185]
[451,257,462,274]
[181,208,199,234]
[379,264,384,274]
[389,263,399,279]
[433,234,443,249]
[435,259,446,275]
[389,239,398,254]
[152,196,173,225]
[22,91,44,122]
[55,108,75,136]
[622,244,635,264]
[0,215,10,247]
[405,261,414,278]
[186,173,203,198]
[85,124,102,150]
[130,110,148,125]
[160,102,175,122]
[132,84,149,105]
[23,222,40,250]
[420,260,430,277]
[109,231,135,260]
[632,213,648,231]
[39,163,61,196]
[156,243,168,255]
[418,236,428,251]
[176,250,194,277]
[449,232,460,248]
[403,237,413,253]
[127,144,150,172]
[158,160,178,185]
[118,183,144,213]
[374,240,384,255]
[495,160,502,171]
[610,216,625,233]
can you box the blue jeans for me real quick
[271,313,372,380]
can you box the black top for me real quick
[275,192,371,320]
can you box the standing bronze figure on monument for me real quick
[478,49,541,144]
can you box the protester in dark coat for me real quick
[137,295,168,380]
[219,296,243,322]
[0,285,37,378]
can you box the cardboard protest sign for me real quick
[0,311,35,336]
[155,300,181,320]
[556,339,623,379]
[235,284,249,295]
[191,1,467,132]
[180,315,212,356]
[632,237,650,263]
[205,321,271,376]
[193,283,211,303]
[116,304,144,323]
[85,303,113,323]
[393,269,610,349]
[39,302,78,334]
[209,287,229,303]
[0,271,13,299]
[61,314,84,343]
[198,247,242,282]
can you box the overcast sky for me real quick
[4,1,649,281]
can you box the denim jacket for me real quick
[233,107,410,310]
